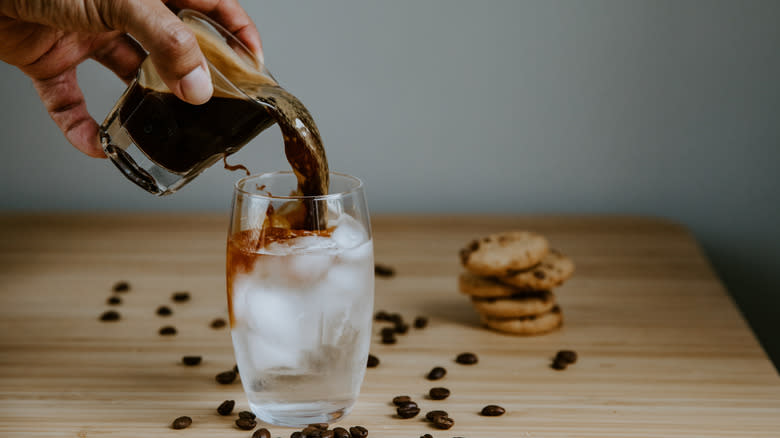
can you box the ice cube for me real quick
[331,215,368,249]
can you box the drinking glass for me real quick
[226,171,374,426]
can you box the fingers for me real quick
[107,0,212,104]
[90,32,147,83]
[32,68,105,158]
[168,0,263,61]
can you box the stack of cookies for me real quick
[458,231,575,335]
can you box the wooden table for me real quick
[0,214,778,437]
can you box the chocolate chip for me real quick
[392,395,412,406]
[455,352,478,365]
[533,270,546,279]
[181,356,201,366]
[481,405,506,416]
[432,415,454,429]
[99,310,120,321]
[374,264,396,277]
[459,240,480,265]
[171,416,192,429]
[113,281,130,292]
[156,305,172,316]
[555,350,578,364]
[215,370,237,384]
[235,417,257,430]
[107,296,121,305]
[252,429,271,438]
[428,387,450,400]
[367,354,379,368]
[216,399,234,416]
[413,316,428,328]
[210,318,226,329]
[158,326,176,336]
[172,291,190,302]
[238,411,255,420]
[332,427,350,438]
[397,404,420,419]
[425,410,448,421]
[349,426,368,437]
[426,366,446,380]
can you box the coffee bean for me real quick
[99,310,120,322]
[238,411,255,420]
[252,429,271,438]
[555,350,578,364]
[374,310,390,321]
[381,334,397,345]
[380,327,396,337]
[308,423,328,430]
[455,352,478,365]
[413,316,428,329]
[216,399,234,416]
[320,430,334,438]
[215,370,237,384]
[432,415,454,429]
[172,291,190,302]
[113,281,130,292]
[210,318,227,329]
[392,395,411,406]
[291,432,303,438]
[159,326,177,336]
[156,306,172,316]
[367,354,379,368]
[429,387,450,400]
[301,425,322,436]
[235,417,257,430]
[420,435,433,438]
[398,401,418,410]
[171,416,192,429]
[397,404,420,419]
[426,366,446,380]
[394,322,409,334]
[550,358,568,370]
[332,427,350,438]
[388,313,403,324]
[349,426,368,438]
[233,364,239,374]
[481,404,506,416]
[425,410,448,421]
[374,264,395,277]
[107,296,121,305]
[181,356,201,366]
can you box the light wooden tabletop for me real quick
[0,214,778,437]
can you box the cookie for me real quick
[458,272,521,298]
[498,250,574,290]
[459,231,549,277]
[481,306,563,336]
[471,290,556,318]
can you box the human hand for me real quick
[0,0,262,157]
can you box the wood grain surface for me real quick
[0,214,778,437]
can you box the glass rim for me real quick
[234,171,365,201]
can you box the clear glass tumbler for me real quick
[226,171,374,426]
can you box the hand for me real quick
[0,0,263,157]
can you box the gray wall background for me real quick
[0,1,778,366]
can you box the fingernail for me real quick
[180,64,213,104]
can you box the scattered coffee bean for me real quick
[156,306,172,316]
[380,327,396,337]
[388,313,403,324]
[236,417,257,430]
[159,326,177,336]
[551,358,568,370]
[398,401,418,410]
[172,291,190,302]
[308,423,328,430]
[181,356,201,366]
[420,435,433,438]
[432,415,454,429]
[291,432,303,438]
[301,425,321,436]
[215,370,237,384]
[455,352,478,365]
[394,322,409,334]
[238,411,255,420]
[397,404,421,419]
[374,310,390,321]
[252,429,271,438]
[481,404,506,416]
[426,366,446,380]
[99,310,120,322]
[367,354,380,368]
[113,281,130,292]
[320,430,335,438]
[171,416,192,429]
[349,425,368,437]
[556,349,578,364]
[374,264,396,277]
[217,399,234,416]
[392,395,412,406]
[233,364,239,374]
[429,387,450,400]
[210,318,226,329]
[332,427,350,438]
[413,316,428,329]
[425,410,448,421]
[107,296,121,305]
[381,334,397,345]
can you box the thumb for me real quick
[109,0,213,104]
